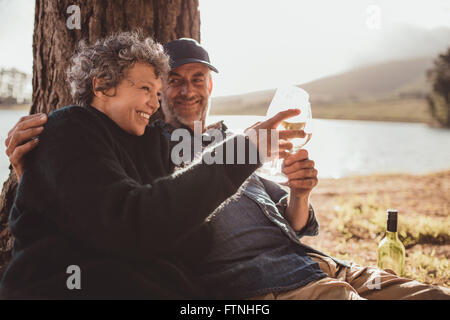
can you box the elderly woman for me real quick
[0,32,261,299]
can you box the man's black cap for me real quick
[163,38,218,73]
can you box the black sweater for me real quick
[0,106,259,299]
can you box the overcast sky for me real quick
[1,0,449,97]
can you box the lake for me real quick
[1,109,450,184]
[209,115,450,179]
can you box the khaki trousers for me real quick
[250,253,450,300]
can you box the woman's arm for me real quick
[18,109,259,262]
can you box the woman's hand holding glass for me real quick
[244,108,307,164]
[256,86,313,183]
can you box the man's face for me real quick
[161,63,212,130]
[100,62,162,136]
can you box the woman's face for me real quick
[97,62,162,136]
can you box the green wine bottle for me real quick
[377,209,405,276]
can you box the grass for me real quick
[330,193,450,248]
[304,170,450,287]
[311,98,433,123]
[405,249,450,286]
[0,104,30,111]
[328,193,450,286]
[211,94,433,124]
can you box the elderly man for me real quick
[5,38,450,300]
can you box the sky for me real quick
[199,0,450,96]
[0,0,449,97]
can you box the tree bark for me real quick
[0,0,200,279]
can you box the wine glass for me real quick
[256,85,313,184]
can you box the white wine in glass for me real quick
[256,86,313,183]
[280,116,312,152]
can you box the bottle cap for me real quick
[387,209,398,218]
[387,209,398,232]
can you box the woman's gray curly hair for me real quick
[67,31,170,107]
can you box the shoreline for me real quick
[2,106,446,127]
[0,105,30,111]
[0,103,437,125]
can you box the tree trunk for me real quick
[0,0,200,279]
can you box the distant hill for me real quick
[210,56,435,118]
[300,56,433,101]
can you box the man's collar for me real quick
[205,120,228,133]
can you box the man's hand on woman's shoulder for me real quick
[5,113,47,180]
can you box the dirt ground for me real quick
[304,170,450,287]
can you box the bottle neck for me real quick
[386,230,398,240]
[387,213,398,233]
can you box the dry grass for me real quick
[0,104,30,111]
[211,95,433,124]
[312,98,433,123]
[304,170,450,287]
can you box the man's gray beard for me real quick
[162,96,210,128]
